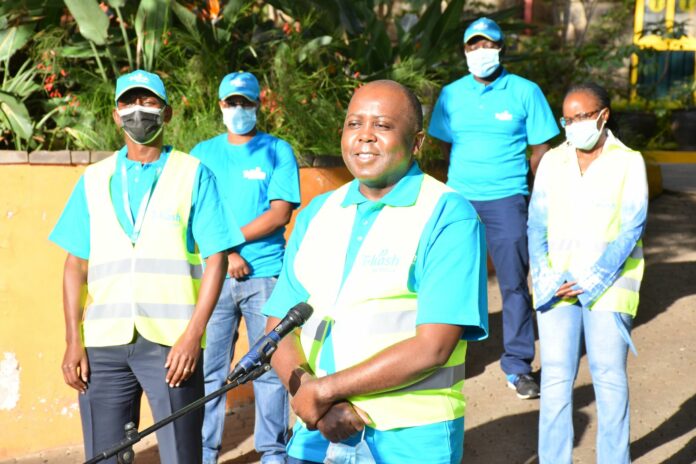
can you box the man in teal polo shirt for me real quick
[50,70,241,463]
[262,80,488,464]
[429,17,560,399]
[191,71,300,464]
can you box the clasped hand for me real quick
[292,376,368,442]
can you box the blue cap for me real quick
[115,70,168,104]
[218,72,260,102]
[464,17,504,44]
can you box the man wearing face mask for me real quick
[429,17,560,400]
[49,70,241,463]
[190,71,300,464]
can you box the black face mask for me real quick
[117,105,164,144]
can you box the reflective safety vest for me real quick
[294,174,467,430]
[82,150,203,347]
[545,136,645,316]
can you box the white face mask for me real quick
[222,106,257,135]
[465,48,501,78]
[324,440,376,464]
[565,110,607,151]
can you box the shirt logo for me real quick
[495,110,513,121]
[243,167,267,180]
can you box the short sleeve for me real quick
[268,138,301,206]
[427,89,453,143]
[415,193,489,341]
[524,84,560,146]
[190,164,244,258]
[49,176,91,259]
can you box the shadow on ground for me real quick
[631,394,696,464]
[463,384,596,464]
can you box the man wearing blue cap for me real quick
[50,70,242,463]
[429,17,560,399]
[191,71,300,464]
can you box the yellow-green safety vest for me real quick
[294,174,467,430]
[544,136,645,316]
[82,150,203,347]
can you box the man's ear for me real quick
[412,131,425,154]
[112,108,122,127]
[162,105,173,123]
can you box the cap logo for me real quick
[473,22,487,30]
[129,73,150,83]
[230,77,249,88]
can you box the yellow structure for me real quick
[631,0,696,93]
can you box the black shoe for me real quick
[507,374,540,399]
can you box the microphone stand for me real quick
[84,363,272,464]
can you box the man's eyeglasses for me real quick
[559,108,605,128]
[223,97,256,108]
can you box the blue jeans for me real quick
[470,194,535,375]
[202,277,290,464]
[537,304,633,464]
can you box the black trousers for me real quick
[79,333,204,464]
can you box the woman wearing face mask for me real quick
[528,83,648,464]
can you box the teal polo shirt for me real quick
[262,162,487,462]
[191,131,300,278]
[49,145,242,259]
[428,68,560,201]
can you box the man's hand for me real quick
[62,341,89,393]
[227,252,250,279]
[555,281,584,299]
[317,402,367,443]
[291,376,333,430]
[164,332,201,387]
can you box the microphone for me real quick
[227,302,313,381]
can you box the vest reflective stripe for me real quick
[543,138,644,316]
[548,240,643,260]
[294,174,467,430]
[89,258,203,282]
[397,360,466,393]
[83,150,202,347]
[84,303,195,320]
[613,276,641,292]
[348,341,467,429]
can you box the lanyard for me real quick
[120,157,162,243]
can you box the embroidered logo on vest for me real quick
[361,249,401,272]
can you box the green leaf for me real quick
[171,1,199,40]
[298,36,332,63]
[0,25,34,61]
[135,0,170,71]
[64,0,110,45]
[107,0,127,8]
[222,0,245,19]
[0,91,33,139]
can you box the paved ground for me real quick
[7,172,696,464]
